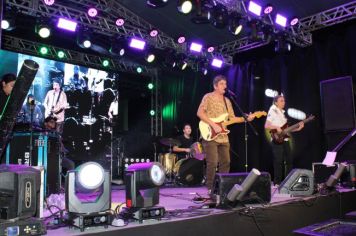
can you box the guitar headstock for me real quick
[306,115,315,121]
[253,111,267,118]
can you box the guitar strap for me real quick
[223,97,229,114]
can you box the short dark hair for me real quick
[213,75,227,86]
[1,73,16,84]
[182,123,191,130]
[273,95,284,104]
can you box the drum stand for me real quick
[166,144,175,185]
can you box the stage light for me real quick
[211,58,223,68]
[181,61,188,70]
[275,37,291,53]
[177,36,186,44]
[36,25,51,38]
[115,18,125,27]
[227,168,261,203]
[147,0,168,8]
[287,108,306,120]
[290,17,299,26]
[102,60,110,67]
[150,110,156,116]
[0,165,41,220]
[57,18,77,32]
[248,1,262,16]
[43,0,55,5]
[190,42,203,53]
[326,163,347,188]
[39,46,49,55]
[265,88,279,98]
[129,38,146,50]
[228,13,243,36]
[137,67,143,73]
[88,8,98,17]
[211,3,228,28]
[207,46,215,53]
[110,42,125,57]
[1,20,10,30]
[125,162,165,208]
[263,4,273,14]
[177,0,193,14]
[275,14,287,27]
[148,83,154,90]
[191,1,211,24]
[146,54,156,63]
[65,162,111,229]
[149,29,159,37]
[77,32,92,49]
[57,50,65,58]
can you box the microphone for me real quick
[227,89,237,97]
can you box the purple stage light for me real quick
[178,36,186,44]
[248,1,262,16]
[207,46,215,53]
[211,58,223,68]
[88,8,98,17]
[190,42,203,53]
[43,0,55,6]
[57,18,77,32]
[290,17,299,26]
[275,14,287,27]
[129,38,146,50]
[150,29,158,37]
[116,18,125,26]
[264,5,273,14]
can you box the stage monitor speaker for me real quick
[0,165,41,220]
[312,162,339,184]
[278,169,314,196]
[213,172,271,206]
[320,76,355,132]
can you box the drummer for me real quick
[173,123,194,159]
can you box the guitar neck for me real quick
[223,117,244,126]
[284,117,314,133]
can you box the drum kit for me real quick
[158,138,205,186]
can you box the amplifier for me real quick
[0,217,46,236]
[5,132,61,195]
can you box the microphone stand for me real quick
[227,91,258,172]
[29,102,35,166]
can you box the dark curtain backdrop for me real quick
[160,21,356,175]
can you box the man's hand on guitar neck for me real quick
[295,122,304,131]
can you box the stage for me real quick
[45,185,356,236]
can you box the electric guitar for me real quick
[199,111,267,141]
[45,106,65,119]
[270,115,315,144]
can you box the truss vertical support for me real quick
[150,69,162,137]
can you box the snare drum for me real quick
[158,153,177,175]
[190,142,205,160]
[174,158,204,186]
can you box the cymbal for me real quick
[160,138,181,147]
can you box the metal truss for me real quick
[215,1,356,57]
[2,35,157,75]
[151,72,163,137]
[5,0,232,64]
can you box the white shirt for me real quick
[109,100,118,116]
[266,104,288,141]
[43,90,68,123]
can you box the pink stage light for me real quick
[290,17,299,26]
[116,18,125,26]
[264,5,273,14]
[150,29,158,37]
[43,0,55,6]
[129,38,146,50]
[207,46,215,53]
[88,8,98,17]
[177,36,186,44]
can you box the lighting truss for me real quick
[5,0,232,64]
[215,1,356,56]
[2,35,157,75]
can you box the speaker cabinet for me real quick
[320,76,355,132]
[278,169,314,196]
[213,172,271,206]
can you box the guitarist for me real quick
[197,75,254,194]
[264,95,304,185]
[43,79,68,134]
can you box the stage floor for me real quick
[44,185,356,236]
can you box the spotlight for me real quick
[207,46,215,53]
[181,61,188,70]
[125,162,165,208]
[211,58,223,68]
[228,13,243,36]
[36,24,51,38]
[326,163,347,188]
[39,46,49,55]
[43,0,55,5]
[190,42,203,53]
[57,50,65,59]
[275,37,291,53]
[115,18,125,26]
[88,8,98,17]
[148,83,154,90]
[57,18,77,32]
[129,38,146,50]
[149,29,159,37]
[150,110,156,116]
[102,60,110,67]
[203,68,208,75]
[65,162,112,230]
[290,17,299,26]
[177,36,186,44]
[177,0,193,14]
[248,1,262,16]
[263,4,273,15]
[137,67,143,73]
[77,31,92,49]
[147,0,168,8]
[1,20,10,30]
[191,1,211,24]
[211,3,228,28]
[146,54,156,63]
[275,14,287,27]
[110,43,125,56]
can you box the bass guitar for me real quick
[199,111,267,141]
[270,115,315,144]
